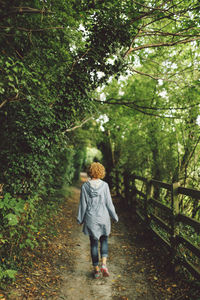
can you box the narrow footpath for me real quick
[58,186,155,300]
[56,174,196,300]
[6,174,198,300]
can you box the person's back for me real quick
[77,162,118,279]
[79,179,118,239]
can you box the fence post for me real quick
[145,179,154,226]
[123,172,138,212]
[171,182,180,268]
[123,171,132,207]
[130,175,137,213]
[115,167,120,197]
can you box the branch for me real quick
[130,105,179,119]
[69,48,91,74]
[167,66,199,79]
[93,98,199,111]
[129,67,178,83]
[0,93,25,109]
[136,56,199,84]
[15,50,24,59]
[131,37,200,53]
[124,28,142,58]
[65,117,93,132]
[125,1,200,58]
[129,0,173,24]
[92,99,178,119]
[133,102,200,111]
[130,66,200,86]
[0,26,64,32]
[132,0,173,11]
[138,29,200,38]
[0,7,52,21]
[0,100,8,109]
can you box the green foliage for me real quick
[0,183,73,283]
[73,148,86,182]
[0,267,17,281]
[84,147,103,167]
[0,0,140,198]
[1,0,200,284]
[92,54,200,215]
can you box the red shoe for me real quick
[100,265,109,277]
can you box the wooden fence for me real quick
[123,173,200,281]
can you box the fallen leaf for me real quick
[33,272,42,276]
[154,276,158,280]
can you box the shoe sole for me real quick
[101,268,109,277]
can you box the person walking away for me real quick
[77,162,119,279]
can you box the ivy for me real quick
[0,0,200,284]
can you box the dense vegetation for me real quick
[0,0,200,283]
[92,67,200,219]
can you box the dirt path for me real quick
[57,184,116,300]
[57,183,155,300]
[6,175,198,299]
[55,175,191,300]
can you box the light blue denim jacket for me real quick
[77,180,119,239]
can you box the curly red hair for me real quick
[88,162,105,179]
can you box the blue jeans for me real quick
[89,235,108,266]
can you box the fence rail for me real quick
[123,173,200,281]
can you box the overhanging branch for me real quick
[65,117,93,132]
[0,100,8,109]
[130,36,200,53]
[0,93,25,109]
[130,67,177,83]
[92,98,199,119]
[0,26,64,32]
[0,7,53,21]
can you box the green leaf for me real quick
[5,214,19,226]
[5,61,12,67]
[6,269,17,279]
[8,75,14,81]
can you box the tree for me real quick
[1,1,200,280]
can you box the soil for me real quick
[3,174,199,300]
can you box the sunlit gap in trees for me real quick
[96,114,109,132]
[85,147,102,165]
[196,115,200,126]
[94,56,118,81]
[78,23,89,40]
